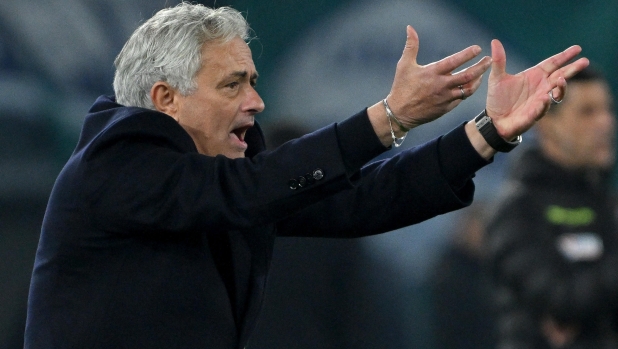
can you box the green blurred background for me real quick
[1,1,616,348]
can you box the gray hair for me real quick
[113,2,250,109]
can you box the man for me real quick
[24,3,587,349]
[486,67,618,348]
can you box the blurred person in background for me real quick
[486,66,618,349]
[430,201,497,349]
[24,2,587,349]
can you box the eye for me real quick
[227,81,240,89]
[580,106,594,117]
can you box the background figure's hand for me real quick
[485,39,589,140]
[541,316,580,348]
[386,25,492,129]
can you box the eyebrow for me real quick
[228,71,259,80]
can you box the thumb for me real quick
[489,39,507,80]
[401,25,419,65]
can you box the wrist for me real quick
[473,110,522,152]
[465,120,496,160]
[367,102,398,147]
[382,99,408,147]
[367,102,408,147]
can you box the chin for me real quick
[224,151,246,159]
[593,155,615,170]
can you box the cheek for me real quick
[580,130,612,160]
[195,116,223,139]
[184,104,218,133]
[179,94,236,138]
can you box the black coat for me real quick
[431,246,497,349]
[25,95,488,349]
[486,146,618,349]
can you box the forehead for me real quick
[200,37,255,72]
[564,81,612,107]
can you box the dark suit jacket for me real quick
[25,96,488,349]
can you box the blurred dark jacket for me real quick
[486,146,618,349]
[431,244,497,349]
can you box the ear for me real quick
[150,82,179,119]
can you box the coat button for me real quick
[312,168,324,181]
[297,176,307,188]
[288,179,299,190]
[304,173,315,185]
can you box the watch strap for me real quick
[474,110,522,153]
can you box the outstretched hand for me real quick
[485,39,589,140]
[386,25,492,129]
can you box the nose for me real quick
[244,86,265,114]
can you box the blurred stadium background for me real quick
[1,0,616,348]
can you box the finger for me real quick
[433,45,482,74]
[450,56,492,87]
[547,57,587,101]
[467,74,485,96]
[400,25,420,65]
[489,39,507,80]
[553,57,590,81]
[452,84,465,101]
[452,74,484,101]
[535,93,552,121]
[550,77,567,102]
[536,45,583,75]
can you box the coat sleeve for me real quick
[76,109,386,235]
[275,123,490,238]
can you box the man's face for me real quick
[545,81,615,169]
[173,37,264,158]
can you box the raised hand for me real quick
[486,39,589,140]
[386,25,492,129]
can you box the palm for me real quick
[485,39,588,140]
[487,68,549,136]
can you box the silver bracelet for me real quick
[383,99,410,132]
[382,99,408,147]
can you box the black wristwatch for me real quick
[474,110,522,152]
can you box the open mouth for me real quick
[231,124,252,143]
